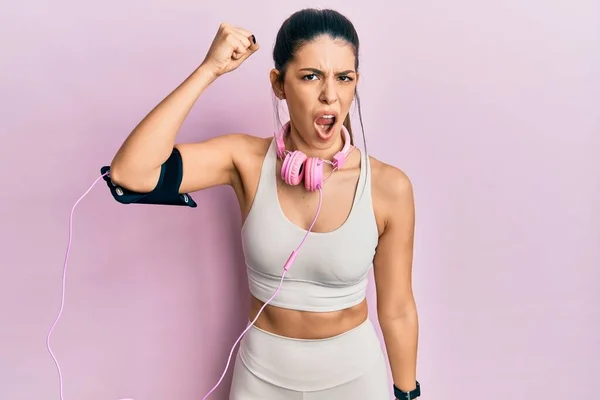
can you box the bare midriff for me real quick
[248,295,369,339]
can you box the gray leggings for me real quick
[229,317,391,399]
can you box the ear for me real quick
[269,68,285,99]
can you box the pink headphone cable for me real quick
[45,172,131,400]
[46,171,324,400]
[200,186,323,399]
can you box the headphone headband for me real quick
[274,121,352,169]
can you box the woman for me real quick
[108,8,420,400]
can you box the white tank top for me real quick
[240,138,379,312]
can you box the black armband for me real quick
[100,147,197,207]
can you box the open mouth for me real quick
[315,115,337,139]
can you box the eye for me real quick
[339,75,354,82]
[302,74,319,80]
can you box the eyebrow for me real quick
[298,68,356,75]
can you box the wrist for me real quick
[393,381,420,399]
[196,61,221,81]
[180,63,219,98]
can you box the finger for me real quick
[231,30,252,50]
[231,31,258,54]
[233,34,259,62]
[232,27,258,50]
[232,26,253,39]
[226,35,247,60]
[248,34,259,51]
[236,43,258,62]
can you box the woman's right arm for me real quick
[109,23,259,194]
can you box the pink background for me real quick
[1,1,599,399]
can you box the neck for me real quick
[285,122,346,162]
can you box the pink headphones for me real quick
[275,121,353,191]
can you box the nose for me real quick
[319,78,337,105]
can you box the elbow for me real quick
[377,302,418,325]
[107,160,128,188]
[377,310,419,337]
[108,161,157,193]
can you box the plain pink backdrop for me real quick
[1,1,599,399]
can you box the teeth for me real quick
[322,115,334,119]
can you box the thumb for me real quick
[236,39,259,64]
[247,34,260,53]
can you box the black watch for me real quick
[393,381,420,399]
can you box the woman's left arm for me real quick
[373,168,419,394]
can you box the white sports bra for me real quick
[240,138,379,312]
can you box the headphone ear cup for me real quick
[304,157,324,191]
[281,150,307,186]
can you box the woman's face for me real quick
[271,35,359,153]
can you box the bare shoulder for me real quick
[368,155,415,230]
[201,131,273,181]
[237,132,272,153]
[228,133,272,166]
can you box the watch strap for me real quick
[393,381,420,399]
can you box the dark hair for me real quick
[272,8,366,155]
